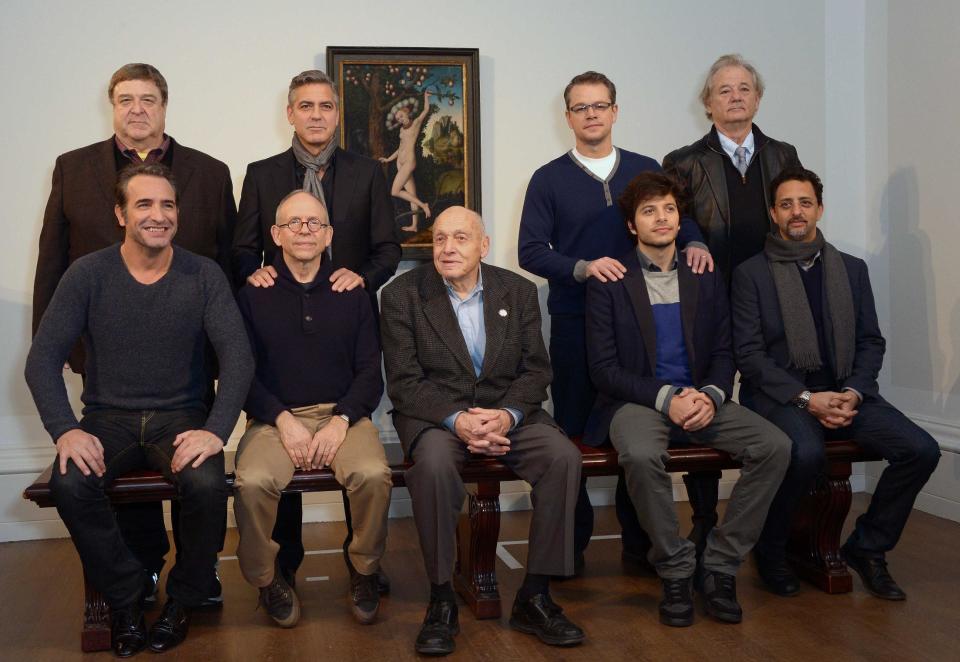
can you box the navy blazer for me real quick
[584,249,735,446]
[731,250,886,414]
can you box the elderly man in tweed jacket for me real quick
[381,206,584,656]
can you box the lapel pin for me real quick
[499,308,508,317]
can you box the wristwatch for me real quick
[337,413,350,425]
[793,390,812,409]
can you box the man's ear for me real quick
[115,205,126,227]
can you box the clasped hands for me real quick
[667,388,717,432]
[806,390,859,429]
[454,407,513,456]
[277,411,348,470]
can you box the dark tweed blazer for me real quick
[381,262,557,453]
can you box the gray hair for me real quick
[274,189,327,225]
[288,69,339,106]
[699,53,765,119]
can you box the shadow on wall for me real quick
[876,168,942,408]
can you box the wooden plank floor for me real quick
[2,496,959,661]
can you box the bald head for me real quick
[432,206,489,294]
[270,189,331,269]
[433,205,485,236]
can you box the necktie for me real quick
[734,146,749,177]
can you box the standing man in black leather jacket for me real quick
[662,54,801,578]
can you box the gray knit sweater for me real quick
[25,245,253,443]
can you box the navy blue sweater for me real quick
[237,255,383,425]
[519,149,705,315]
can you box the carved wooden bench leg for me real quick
[454,479,502,619]
[786,459,854,594]
[81,569,111,652]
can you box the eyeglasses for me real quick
[276,217,331,233]
[567,101,613,114]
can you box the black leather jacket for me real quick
[663,124,800,280]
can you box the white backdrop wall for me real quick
[2,0,951,540]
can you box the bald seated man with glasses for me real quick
[233,190,392,628]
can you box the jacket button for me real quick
[305,315,313,322]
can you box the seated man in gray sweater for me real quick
[25,164,253,658]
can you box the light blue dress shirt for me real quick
[441,270,522,432]
[717,129,755,167]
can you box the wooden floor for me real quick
[2,497,959,661]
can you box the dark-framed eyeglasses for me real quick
[567,101,613,114]
[276,217,330,233]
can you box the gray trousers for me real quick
[610,402,791,578]
[405,423,581,584]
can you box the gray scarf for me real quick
[290,134,338,211]
[763,229,855,380]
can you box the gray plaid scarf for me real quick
[763,229,855,380]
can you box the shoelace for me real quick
[663,579,691,602]
[352,574,379,602]
[713,573,737,596]
[263,578,291,608]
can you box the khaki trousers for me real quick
[233,404,391,587]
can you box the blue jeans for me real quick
[746,394,941,559]
[50,408,227,609]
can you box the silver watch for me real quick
[337,413,350,425]
[794,390,812,409]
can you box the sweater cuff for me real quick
[682,241,709,253]
[573,260,589,283]
[656,385,682,416]
[699,385,726,411]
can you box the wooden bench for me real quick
[23,438,879,652]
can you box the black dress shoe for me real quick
[659,577,694,627]
[841,543,906,601]
[755,553,801,597]
[111,604,147,658]
[697,567,742,624]
[148,599,189,653]
[509,593,585,646]
[415,599,459,656]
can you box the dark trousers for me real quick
[747,394,940,560]
[49,408,227,610]
[405,424,581,583]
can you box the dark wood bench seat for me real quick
[23,438,880,651]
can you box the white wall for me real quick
[5,0,950,540]
[858,0,960,520]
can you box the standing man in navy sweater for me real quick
[519,71,713,568]
[234,190,391,628]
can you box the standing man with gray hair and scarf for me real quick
[232,69,400,592]
[732,166,940,601]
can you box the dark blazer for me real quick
[662,125,801,279]
[231,147,400,292]
[381,262,557,453]
[33,136,237,333]
[583,250,735,446]
[731,250,886,414]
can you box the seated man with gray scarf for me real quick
[732,166,940,600]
